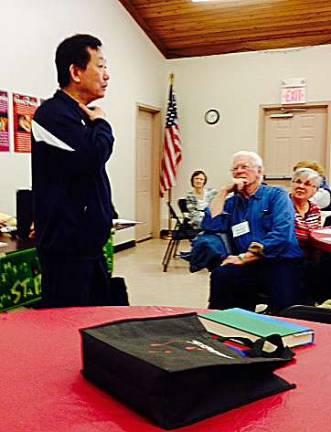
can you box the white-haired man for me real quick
[203,151,303,313]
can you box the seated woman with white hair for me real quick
[290,167,322,259]
[293,160,331,210]
[289,167,330,304]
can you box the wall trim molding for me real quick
[114,240,136,253]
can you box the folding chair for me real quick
[162,202,199,272]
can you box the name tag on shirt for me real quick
[232,221,250,238]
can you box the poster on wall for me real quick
[13,93,39,153]
[0,90,10,152]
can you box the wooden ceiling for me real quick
[118,0,331,59]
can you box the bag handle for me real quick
[217,334,295,361]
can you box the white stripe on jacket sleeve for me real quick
[32,120,75,152]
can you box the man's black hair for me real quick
[55,34,102,88]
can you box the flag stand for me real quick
[161,189,172,240]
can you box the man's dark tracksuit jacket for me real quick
[31,90,115,260]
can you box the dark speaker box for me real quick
[16,189,33,240]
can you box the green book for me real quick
[198,308,314,348]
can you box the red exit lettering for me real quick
[283,87,305,103]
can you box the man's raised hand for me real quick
[79,103,107,121]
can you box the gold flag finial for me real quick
[169,73,174,84]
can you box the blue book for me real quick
[198,308,314,348]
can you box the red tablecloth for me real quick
[0,306,330,432]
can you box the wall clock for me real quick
[204,109,220,125]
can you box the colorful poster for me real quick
[0,90,10,152]
[13,93,39,153]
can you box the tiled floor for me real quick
[113,238,210,308]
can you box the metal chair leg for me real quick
[162,238,176,272]
[162,239,172,269]
[173,239,181,257]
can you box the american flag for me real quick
[160,82,182,197]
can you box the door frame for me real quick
[135,103,162,239]
[258,101,331,179]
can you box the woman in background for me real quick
[290,167,325,303]
[290,167,322,258]
[185,170,217,229]
[293,160,331,210]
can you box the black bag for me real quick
[80,313,295,429]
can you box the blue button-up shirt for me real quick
[202,184,302,259]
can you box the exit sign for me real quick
[281,78,306,105]
[281,87,306,104]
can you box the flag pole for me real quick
[167,73,174,234]
[167,188,172,233]
[160,71,182,238]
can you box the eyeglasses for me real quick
[230,164,256,173]
[292,179,317,188]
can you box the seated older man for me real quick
[204,151,303,313]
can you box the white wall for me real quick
[2,2,331,237]
[167,45,331,202]
[0,0,166,244]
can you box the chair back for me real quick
[178,198,189,214]
[167,201,199,239]
[177,198,194,228]
[167,202,181,224]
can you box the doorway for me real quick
[135,105,161,242]
[259,102,331,189]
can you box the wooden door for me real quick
[260,104,330,189]
[135,109,154,242]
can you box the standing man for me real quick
[203,151,303,313]
[32,34,115,307]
